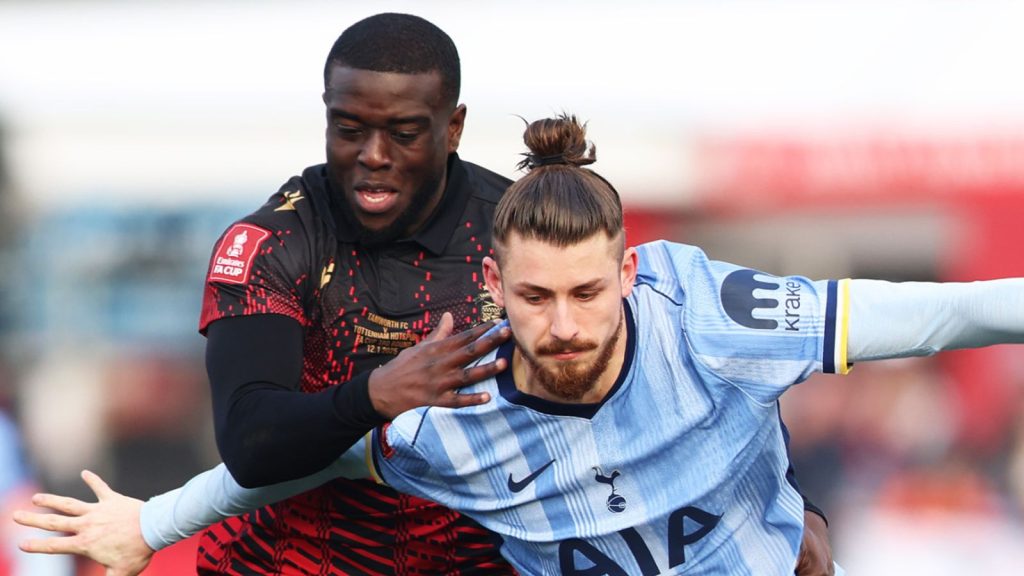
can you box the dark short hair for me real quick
[324,13,461,108]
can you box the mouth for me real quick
[353,183,400,214]
[542,346,595,362]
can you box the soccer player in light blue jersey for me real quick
[17,114,1024,575]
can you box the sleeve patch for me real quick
[378,422,395,459]
[207,223,272,284]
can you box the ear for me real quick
[447,104,467,153]
[482,255,505,308]
[620,246,638,298]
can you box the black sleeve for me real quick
[777,406,828,526]
[206,314,387,488]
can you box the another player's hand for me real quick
[12,470,154,576]
[368,312,511,418]
[795,509,834,576]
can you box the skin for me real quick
[10,69,830,573]
[11,65,510,572]
[14,471,150,576]
[483,232,636,404]
[323,65,466,243]
[797,511,835,575]
[484,230,833,573]
[319,64,503,416]
[13,234,832,574]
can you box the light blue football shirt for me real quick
[365,240,848,575]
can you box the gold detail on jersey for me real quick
[366,312,409,331]
[355,324,416,356]
[274,190,305,212]
[475,290,504,323]
[320,262,334,289]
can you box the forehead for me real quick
[500,233,620,288]
[324,65,447,116]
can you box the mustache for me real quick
[535,338,598,356]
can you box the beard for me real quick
[518,313,624,401]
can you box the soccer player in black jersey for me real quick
[14,12,835,576]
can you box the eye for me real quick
[334,124,362,138]
[391,130,420,143]
[576,291,596,302]
[523,294,544,305]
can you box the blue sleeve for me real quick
[637,241,847,404]
[369,417,456,508]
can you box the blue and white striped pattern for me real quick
[372,240,846,575]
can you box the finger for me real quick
[12,510,81,534]
[455,357,509,388]
[434,391,491,409]
[423,312,455,343]
[81,469,115,500]
[429,318,497,353]
[431,321,507,365]
[29,493,90,516]
[459,322,510,361]
[18,534,83,555]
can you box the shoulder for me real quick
[633,240,712,299]
[391,361,502,437]
[207,166,332,273]
[457,158,513,205]
[238,165,330,232]
[209,165,334,255]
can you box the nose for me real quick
[549,300,579,342]
[358,130,391,170]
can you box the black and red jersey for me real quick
[196,155,514,575]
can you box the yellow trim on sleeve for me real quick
[364,432,386,485]
[838,279,851,374]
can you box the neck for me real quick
[403,172,448,237]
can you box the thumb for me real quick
[82,470,114,500]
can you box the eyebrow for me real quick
[513,278,606,294]
[327,108,431,126]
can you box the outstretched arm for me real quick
[847,278,1024,362]
[13,440,371,575]
[14,471,153,576]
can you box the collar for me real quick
[496,300,637,419]
[324,153,471,255]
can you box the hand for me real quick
[368,313,511,418]
[12,470,154,576]
[795,509,834,576]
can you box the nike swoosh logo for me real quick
[507,459,556,493]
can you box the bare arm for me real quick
[12,440,372,575]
